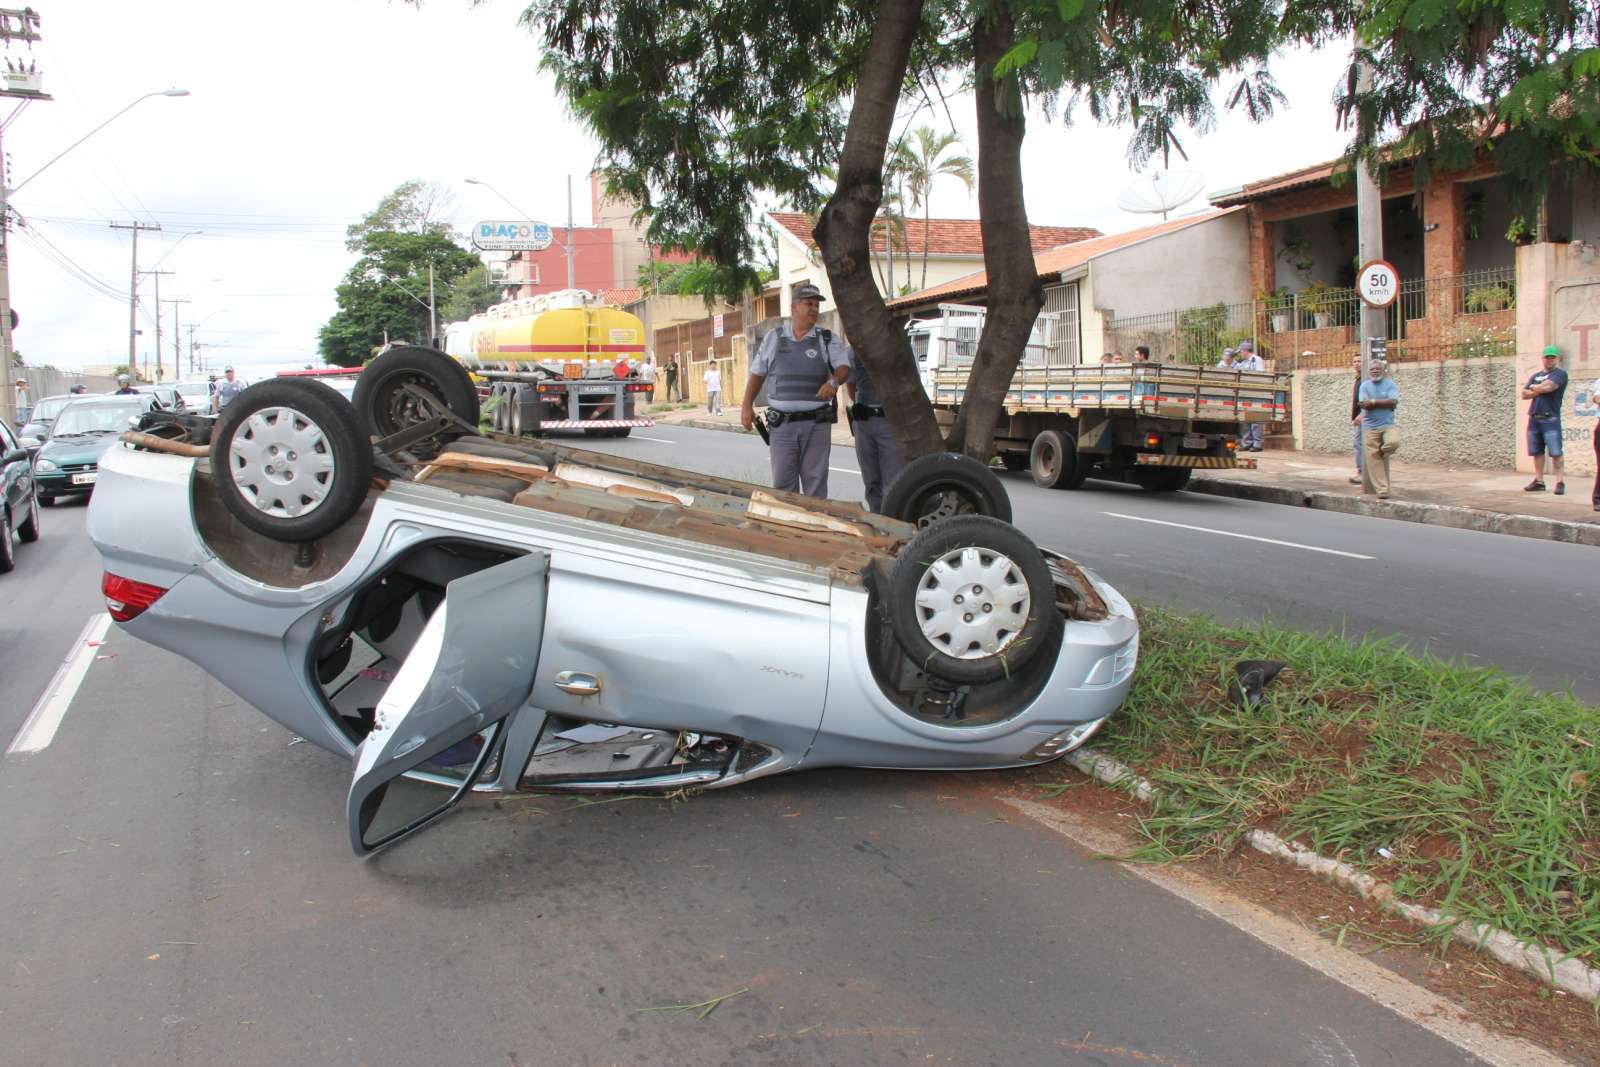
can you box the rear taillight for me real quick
[102,572,168,622]
[1143,433,1162,449]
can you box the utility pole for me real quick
[186,325,196,374]
[142,269,173,381]
[111,221,160,375]
[163,296,189,381]
[0,6,48,430]
[565,174,576,290]
[427,259,437,347]
[1354,49,1385,378]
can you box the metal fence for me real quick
[1106,266,1519,371]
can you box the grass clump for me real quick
[1086,606,1600,964]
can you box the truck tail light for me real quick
[103,572,168,622]
[1143,433,1162,449]
[1225,439,1238,452]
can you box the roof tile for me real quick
[768,211,1100,256]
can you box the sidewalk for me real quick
[645,403,1600,547]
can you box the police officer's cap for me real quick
[794,284,825,303]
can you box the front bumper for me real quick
[35,469,98,496]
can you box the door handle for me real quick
[554,671,601,696]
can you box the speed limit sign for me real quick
[1358,260,1400,308]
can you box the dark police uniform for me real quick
[848,349,902,513]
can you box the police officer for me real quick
[113,374,137,395]
[846,346,902,513]
[740,283,851,498]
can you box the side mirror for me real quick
[19,436,40,450]
[2,447,28,466]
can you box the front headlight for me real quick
[35,458,58,472]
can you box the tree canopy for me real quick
[320,183,481,367]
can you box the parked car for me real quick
[33,394,158,505]
[172,380,215,411]
[19,393,75,442]
[1,415,42,573]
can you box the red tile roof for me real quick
[598,288,643,305]
[1208,161,1348,206]
[768,211,1100,256]
[886,209,1241,310]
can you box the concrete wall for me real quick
[774,230,984,317]
[1295,357,1519,469]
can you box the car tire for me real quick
[0,507,14,574]
[886,515,1058,685]
[1030,429,1086,490]
[1131,467,1192,492]
[210,379,373,543]
[17,491,40,543]
[352,346,479,443]
[881,451,1012,526]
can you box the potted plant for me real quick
[1299,281,1338,328]
[1258,287,1293,332]
[1464,282,1512,313]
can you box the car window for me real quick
[30,396,72,423]
[51,402,146,435]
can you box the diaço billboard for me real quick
[473,219,554,252]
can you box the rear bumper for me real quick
[1132,454,1255,469]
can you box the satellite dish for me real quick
[1117,170,1206,220]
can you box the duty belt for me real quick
[851,403,886,420]
[766,405,835,427]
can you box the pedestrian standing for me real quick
[847,347,902,514]
[740,283,851,498]
[1348,355,1365,485]
[13,377,29,425]
[212,366,246,412]
[1521,345,1568,495]
[1233,341,1266,451]
[664,357,679,402]
[639,355,658,401]
[1358,358,1400,498]
[1216,347,1236,369]
[703,361,723,415]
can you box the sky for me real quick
[7,1,1358,377]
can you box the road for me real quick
[0,440,1588,1065]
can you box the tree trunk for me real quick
[815,0,944,462]
[946,3,1042,460]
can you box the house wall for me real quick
[773,230,984,316]
[1572,171,1600,244]
[1295,357,1519,469]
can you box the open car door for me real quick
[346,551,549,855]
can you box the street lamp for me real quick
[0,87,190,424]
[463,176,535,220]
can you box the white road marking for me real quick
[1102,512,1375,560]
[631,434,676,444]
[829,467,860,476]
[7,613,113,756]
[1005,798,1570,1067]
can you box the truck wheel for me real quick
[887,515,1058,685]
[881,452,1012,526]
[1030,430,1086,490]
[352,346,479,442]
[1131,467,1192,492]
[508,387,524,436]
[211,379,373,543]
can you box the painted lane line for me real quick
[7,613,113,757]
[1102,512,1375,560]
[631,434,676,444]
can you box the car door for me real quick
[0,421,24,520]
[346,550,549,855]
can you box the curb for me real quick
[658,416,1600,547]
[1064,745,1600,1004]
[1188,477,1600,547]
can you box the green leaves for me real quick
[993,36,1038,78]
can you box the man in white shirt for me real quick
[1232,341,1266,451]
[703,361,722,415]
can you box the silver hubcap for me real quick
[914,546,1031,659]
[228,405,336,518]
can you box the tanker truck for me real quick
[442,289,655,439]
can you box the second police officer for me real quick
[740,283,851,498]
[846,340,903,514]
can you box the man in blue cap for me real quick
[741,283,851,498]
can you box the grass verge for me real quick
[1074,606,1599,966]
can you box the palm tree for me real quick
[900,127,976,291]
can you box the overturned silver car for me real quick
[88,348,1137,854]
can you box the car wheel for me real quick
[1130,467,1192,492]
[887,515,1058,685]
[491,384,511,434]
[17,491,40,543]
[0,507,14,574]
[210,379,373,543]
[352,346,480,443]
[1030,429,1086,490]
[38,495,55,508]
[881,452,1012,526]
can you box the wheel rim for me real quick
[374,372,446,436]
[228,405,337,518]
[909,484,983,527]
[1038,440,1060,480]
[913,545,1032,659]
